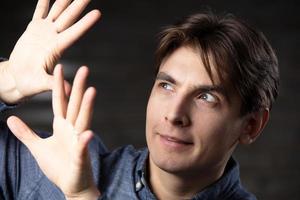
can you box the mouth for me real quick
[161,135,192,144]
[158,133,193,149]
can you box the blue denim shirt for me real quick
[0,103,257,199]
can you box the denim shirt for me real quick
[0,102,257,200]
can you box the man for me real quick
[0,0,279,199]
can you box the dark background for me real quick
[1,0,299,199]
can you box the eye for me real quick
[198,93,217,103]
[159,82,173,91]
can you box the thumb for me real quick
[34,72,54,94]
[7,116,41,150]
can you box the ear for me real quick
[239,109,269,145]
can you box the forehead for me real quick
[159,46,220,87]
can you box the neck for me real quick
[148,158,227,200]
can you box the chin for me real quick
[149,151,193,174]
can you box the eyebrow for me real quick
[156,72,177,84]
[156,71,229,99]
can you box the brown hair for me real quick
[155,13,279,115]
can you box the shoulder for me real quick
[100,145,147,177]
[204,157,257,200]
[88,133,109,155]
[227,184,257,200]
[101,145,146,166]
[99,145,147,198]
[100,145,144,170]
[226,159,257,200]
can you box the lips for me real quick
[159,134,193,145]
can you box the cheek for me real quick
[146,95,159,148]
[146,95,159,132]
[146,93,168,139]
[192,113,241,149]
[146,90,165,120]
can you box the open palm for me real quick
[7,65,100,198]
[4,0,100,103]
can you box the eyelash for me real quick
[197,92,218,104]
[158,82,173,91]
[157,82,220,105]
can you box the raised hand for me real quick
[7,65,100,200]
[0,0,100,104]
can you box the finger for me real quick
[7,116,41,150]
[32,0,50,19]
[75,87,96,132]
[47,0,72,21]
[71,130,93,173]
[64,80,72,97]
[76,130,93,160]
[52,64,67,117]
[72,130,100,197]
[58,10,100,52]
[54,0,91,32]
[66,66,89,124]
[44,74,70,97]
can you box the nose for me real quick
[164,97,191,127]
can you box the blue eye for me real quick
[198,93,217,103]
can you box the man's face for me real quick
[146,46,247,176]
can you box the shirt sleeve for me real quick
[0,102,17,112]
[0,57,7,62]
[0,121,22,199]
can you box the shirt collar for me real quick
[135,151,241,199]
[135,148,149,192]
[192,157,242,199]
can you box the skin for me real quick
[0,0,101,199]
[146,46,268,199]
[0,0,269,199]
[7,65,100,200]
[0,0,101,104]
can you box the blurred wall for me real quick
[0,0,299,199]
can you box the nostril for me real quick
[174,118,184,126]
[165,115,190,127]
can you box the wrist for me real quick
[0,60,23,104]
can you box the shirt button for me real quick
[135,181,143,191]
